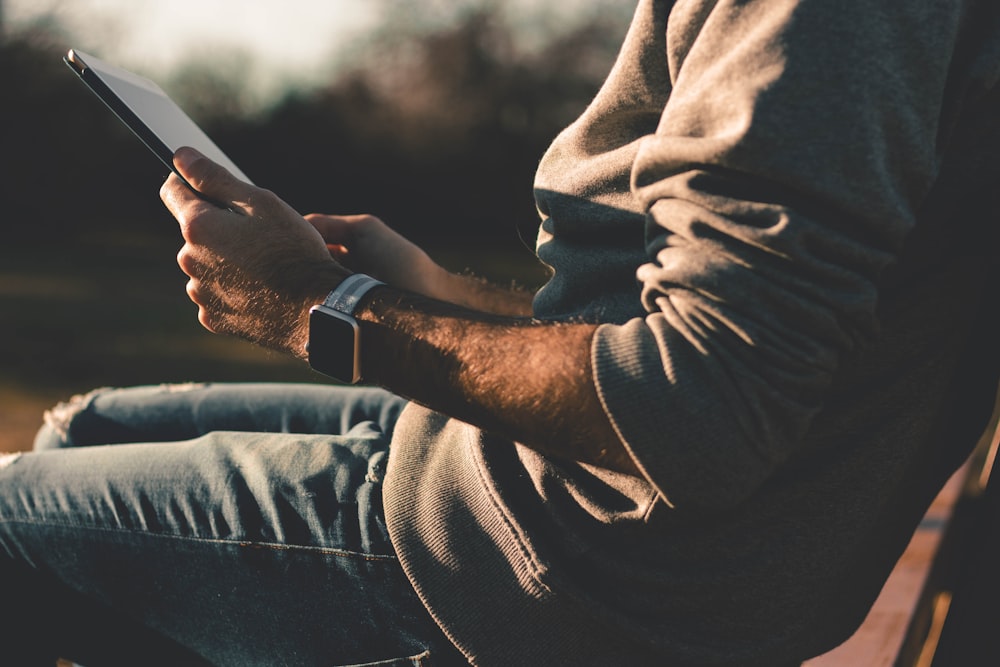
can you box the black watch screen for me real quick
[307,305,362,384]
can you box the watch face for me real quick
[308,305,361,383]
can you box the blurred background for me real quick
[0,0,634,451]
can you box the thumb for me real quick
[173,147,253,209]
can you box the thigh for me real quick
[34,382,409,450]
[0,427,463,667]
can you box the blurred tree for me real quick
[210,3,630,254]
[1,2,631,252]
[0,1,636,399]
[0,27,173,244]
[164,49,258,124]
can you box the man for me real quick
[3,0,1000,664]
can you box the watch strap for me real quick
[322,274,386,315]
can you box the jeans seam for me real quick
[0,518,399,562]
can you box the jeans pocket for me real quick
[336,649,437,667]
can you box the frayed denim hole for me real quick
[41,387,112,442]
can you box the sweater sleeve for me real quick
[593,0,960,511]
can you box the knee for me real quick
[33,421,67,451]
[32,387,110,451]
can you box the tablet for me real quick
[64,48,254,189]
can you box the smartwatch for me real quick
[307,274,385,383]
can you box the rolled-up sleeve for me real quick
[593,0,957,510]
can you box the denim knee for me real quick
[33,387,110,451]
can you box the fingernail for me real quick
[174,146,204,171]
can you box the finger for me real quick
[173,147,257,211]
[304,213,354,246]
[327,244,350,261]
[196,304,219,334]
[176,243,206,282]
[303,215,359,265]
[185,277,206,308]
[160,172,216,222]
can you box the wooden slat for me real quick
[803,463,969,667]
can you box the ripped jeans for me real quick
[0,383,467,667]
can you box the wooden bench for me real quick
[804,396,1000,667]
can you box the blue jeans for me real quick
[0,383,467,667]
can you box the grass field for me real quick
[0,226,548,453]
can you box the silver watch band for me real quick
[322,274,386,315]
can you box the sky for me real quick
[6,0,381,67]
[6,0,622,104]
[6,0,383,101]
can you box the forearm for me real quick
[433,270,535,316]
[161,153,628,472]
[355,286,639,475]
[304,212,536,317]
